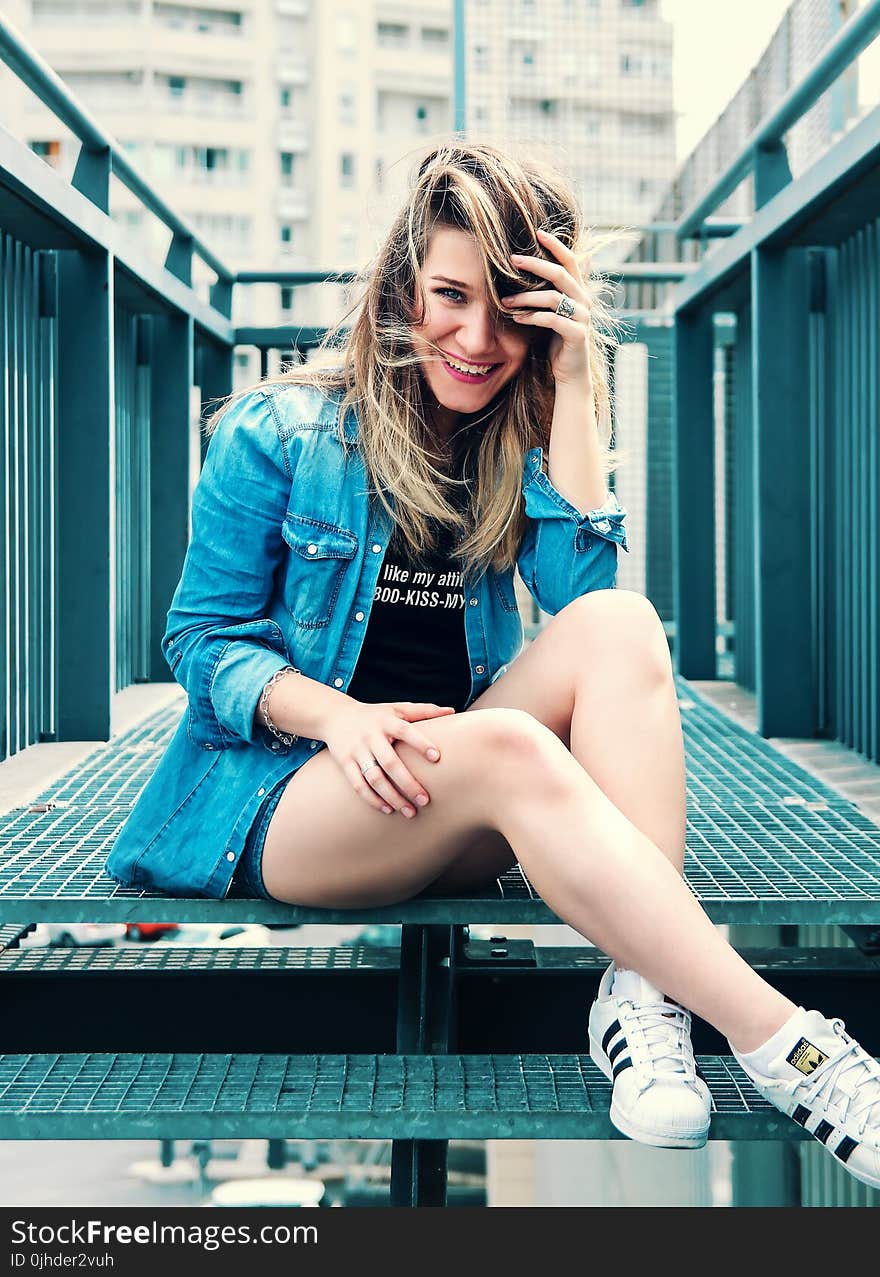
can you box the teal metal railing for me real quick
[669,1,880,762]
[0,233,56,761]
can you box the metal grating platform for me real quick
[0,1052,810,1141]
[0,944,399,975]
[0,679,878,925]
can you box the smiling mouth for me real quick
[439,353,500,376]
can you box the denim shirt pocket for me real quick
[281,513,359,628]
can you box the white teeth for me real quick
[445,357,494,375]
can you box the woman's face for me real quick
[408,225,530,433]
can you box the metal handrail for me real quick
[677,0,880,240]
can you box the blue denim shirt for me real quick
[104,381,628,898]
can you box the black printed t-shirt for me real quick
[347,481,473,713]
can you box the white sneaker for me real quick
[588,962,712,1149]
[732,1008,880,1190]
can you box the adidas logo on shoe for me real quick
[733,1008,880,1189]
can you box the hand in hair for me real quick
[321,699,456,819]
[501,227,594,388]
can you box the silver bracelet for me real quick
[259,665,302,746]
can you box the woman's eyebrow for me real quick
[430,275,474,289]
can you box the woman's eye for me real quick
[436,287,465,302]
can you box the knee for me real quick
[565,589,671,682]
[466,708,570,791]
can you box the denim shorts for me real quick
[230,777,289,900]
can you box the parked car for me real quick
[125,922,179,942]
[155,924,273,948]
[23,923,127,948]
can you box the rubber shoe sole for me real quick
[589,1031,710,1150]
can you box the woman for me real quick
[106,141,880,1181]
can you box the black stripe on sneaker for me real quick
[612,1056,633,1079]
[602,1020,622,1055]
[791,1104,811,1127]
[813,1120,835,1145]
[834,1135,858,1164]
[608,1037,629,1065]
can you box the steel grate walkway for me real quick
[0,1052,805,1141]
[0,679,878,924]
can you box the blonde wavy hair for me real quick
[206,138,627,578]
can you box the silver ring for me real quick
[359,757,380,775]
[555,293,576,319]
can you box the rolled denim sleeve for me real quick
[161,389,294,749]
[516,446,629,616]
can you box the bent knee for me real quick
[565,589,670,674]
[466,706,565,771]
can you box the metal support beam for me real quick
[390,924,458,1207]
[56,245,114,740]
[751,246,814,736]
[673,307,716,677]
[197,340,233,467]
[754,142,793,209]
[148,311,193,680]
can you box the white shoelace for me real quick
[621,1000,697,1089]
[796,1020,880,1139]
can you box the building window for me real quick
[30,138,63,169]
[280,86,291,110]
[340,152,355,188]
[416,104,429,132]
[510,41,536,70]
[168,75,185,96]
[280,224,293,245]
[474,45,489,71]
[280,286,294,312]
[422,26,448,47]
[375,157,384,189]
[377,21,408,47]
[281,151,295,177]
[338,88,356,125]
[154,4,243,34]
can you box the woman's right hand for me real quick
[321,699,456,818]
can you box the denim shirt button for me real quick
[595,518,611,533]
[307,544,318,555]
[468,597,478,606]
[257,787,266,797]
[226,851,235,862]
[333,677,344,687]
[309,740,319,749]
[372,543,382,553]
[355,611,365,621]
[204,743,214,751]
[475,664,485,674]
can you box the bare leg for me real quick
[427,589,685,892]
[478,716,793,1053]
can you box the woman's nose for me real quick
[458,306,498,354]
